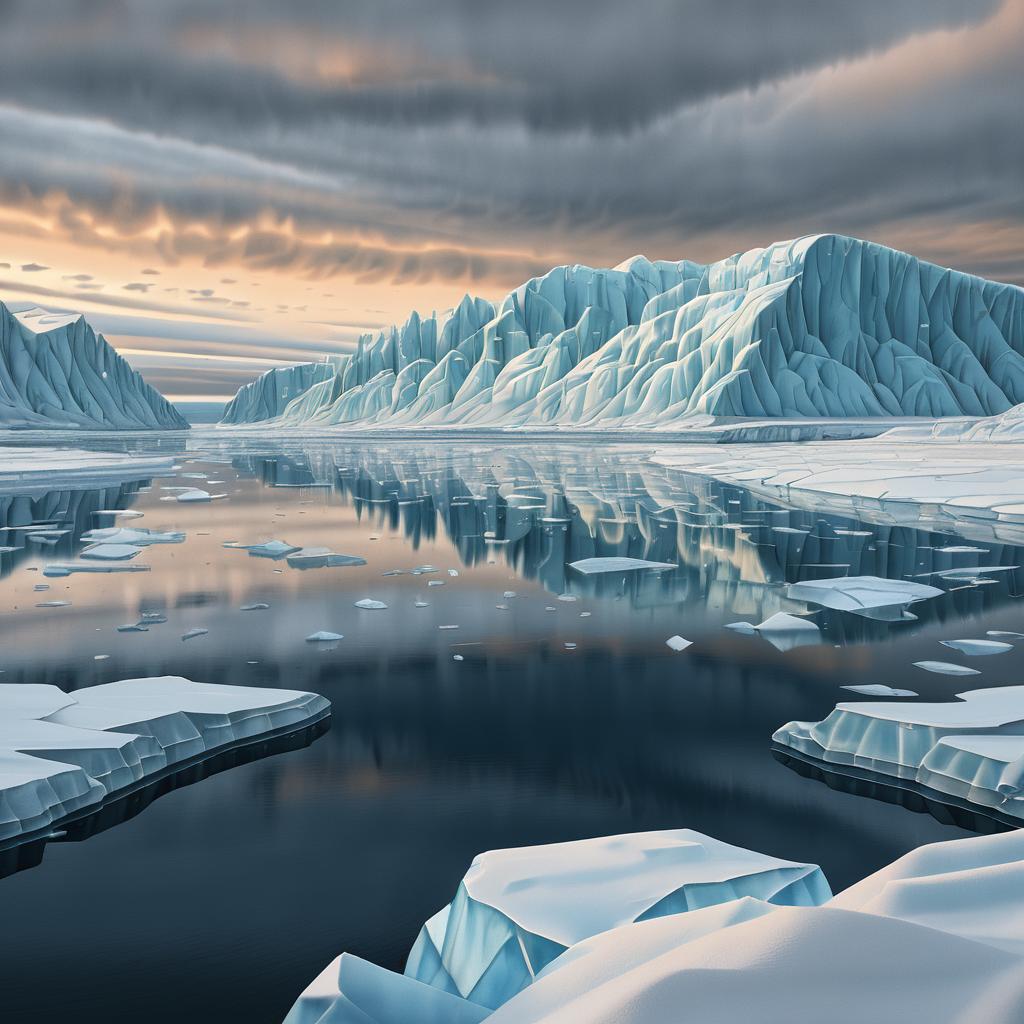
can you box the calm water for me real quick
[1,435,1022,1023]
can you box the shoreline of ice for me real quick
[0,447,177,493]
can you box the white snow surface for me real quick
[220,235,1024,431]
[0,677,329,841]
[0,302,187,429]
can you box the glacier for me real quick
[402,830,830,1010]
[0,677,329,843]
[0,302,187,430]
[773,684,1024,821]
[220,234,1024,431]
[282,830,1024,1024]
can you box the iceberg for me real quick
[774,685,1024,820]
[786,575,943,621]
[219,235,1024,431]
[403,830,830,1009]
[285,830,1024,1024]
[0,678,329,842]
[0,302,188,430]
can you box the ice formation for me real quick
[0,302,187,429]
[940,638,1013,656]
[220,235,1024,431]
[0,448,176,491]
[403,830,830,1009]
[284,830,1024,1024]
[786,575,942,621]
[0,678,329,841]
[568,557,676,575]
[914,661,981,676]
[774,685,1024,821]
[841,684,918,697]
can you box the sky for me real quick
[0,0,1021,402]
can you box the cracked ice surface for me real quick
[403,830,830,1009]
[652,436,1024,546]
[774,686,1024,821]
[0,678,329,842]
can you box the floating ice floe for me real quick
[116,624,148,633]
[165,488,226,503]
[181,628,209,641]
[841,684,918,697]
[989,630,1024,639]
[403,829,830,1010]
[568,557,676,575]
[306,631,343,643]
[665,636,693,652]
[786,575,942,621]
[43,563,150,577]
[0,677,329,842]
[286,547,367,570]
[940,639,1013,657]
[749,612,821,652]
[774,685,1024,820]
[80,543,142,561]
[240,603,269,612]
[82,527,184,547]
[914,661,982,676]
[35,600,70,608]
[91,510,144,519]
[355,599,387,610]
[224,539,300,559]
[724,621,757,636]
[414,600,429,608]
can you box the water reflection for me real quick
[2,435,1022,1024]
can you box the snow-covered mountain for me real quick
[220,234,1024,430]
[0,302,187,430]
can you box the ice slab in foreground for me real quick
[786,575,942,621]
[285,829,1024,1024]
[403,830,830,1009]
[774,685,1024,821]
[0,678,329,842]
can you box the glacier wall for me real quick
[0,304,188,430]
[220,360,339,424]
[220,234,1024,429]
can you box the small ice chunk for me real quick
[286,548,367,569]
[568,557,675,575]
[35,600,70,608]
[44,563,150,577]
[988,631,1024,639]
[174,488,226,503]
[914,661,982,676]
[448,569,459,577]
[139,612,167,624]
[116,624,148,633]
[940,639,1013,656]
[355,599,387,610]
[496,604,509,610]
[580,611,591,618]
[557,594,578,603]
[438,624,459,630]
[240,603,269,611]
[725,621,757,635]
[306,631,343,642]
[453,654,464,662]
[428,580,445,587]
[181,628,209,641]
[81,544,142,561]
[93,654,109,661]
[503,591,517,599]
[665,635,693,652]
[83,527,184,547]
[564,642,577,650]
[414,600,429,608]
[841,684,918,697]
[224,539,299,559]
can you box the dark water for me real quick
[1,436,1022,1023]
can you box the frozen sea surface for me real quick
[0,430,1022,1023]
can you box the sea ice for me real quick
[80,543,142,561]
[914,661,982,676]
[306,631,344,643]
[224,539,300,559]
[404,830,830,1009]
[286,547,367,569]
[841,684,918,697]
[665,636,692,652]
[43,563,150,577]
[0,678,329,841]
[940,639,1014,657]
[181,628,209,641]
[568,557,676,575]
[240,603,269,611]
[786,575,942,621]
[82,527,184,547]
[355,599,388,610]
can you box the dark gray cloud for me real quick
[0,0,1019,293]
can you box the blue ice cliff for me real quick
[0,303,187,429]
[221,234,1024,429]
